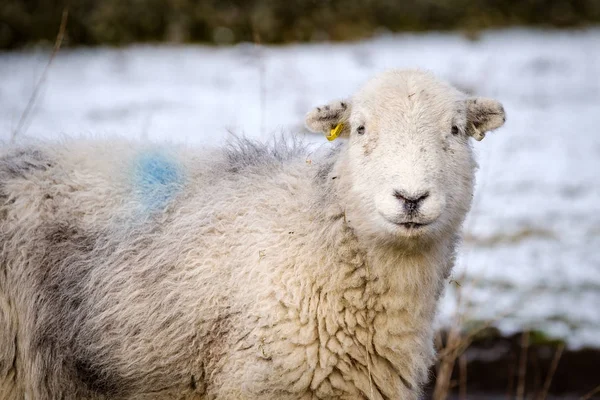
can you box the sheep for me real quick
[0,69,505,400]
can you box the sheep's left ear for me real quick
[466,97,506,141]
[305,100,352,140]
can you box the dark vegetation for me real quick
[426,329,600,399]
[2,0,600,49]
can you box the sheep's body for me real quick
[0,70,505,399]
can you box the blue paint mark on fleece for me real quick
[134,151,185,211]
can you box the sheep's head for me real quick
[306,69,505,244]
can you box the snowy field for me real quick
[1,29,599,348]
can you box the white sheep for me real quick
[0,69,505,399]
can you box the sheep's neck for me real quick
[318,211,449,325]
[309,153,452,393]
[312,215,450,393]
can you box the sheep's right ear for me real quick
[305,100,352,139]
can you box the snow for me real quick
[2,28,599,348]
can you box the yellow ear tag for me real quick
[326,123,343,141]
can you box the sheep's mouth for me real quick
[397,222,429,229]
[383,217,431,230]
[379,212,433,231]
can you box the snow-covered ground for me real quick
[1,29,599,348]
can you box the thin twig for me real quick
[458,353,467,400]
[11,9,68,142]
[516,331,530,400]
[252,28,266,137]
[580,384,600,400]
[433,293,522,400]
[537,343,564,400]
[433,325,462,400]
[433,255,468,400]
[437,306,516,361]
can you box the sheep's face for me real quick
[306,70,505,243]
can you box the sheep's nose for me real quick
[393,190,430,213]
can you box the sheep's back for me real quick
[0,138,320,399]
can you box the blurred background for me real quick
[1,0,600,48]
[1,1,599,398]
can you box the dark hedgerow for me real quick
[1,0,599,49]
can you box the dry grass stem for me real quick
[252,28,266,136]
[580,384,600,400]
[11,9,68,142]
[437,307,516,361]
[536,343,564,400]
[516,331,530,400]
[458,353,467,400]
[433,323,462,400]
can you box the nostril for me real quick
[393,190,407,201]
[393,190,430,205]
[417,191,430,203]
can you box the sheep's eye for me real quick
[357,125,366,135]
[451,125,459,135]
